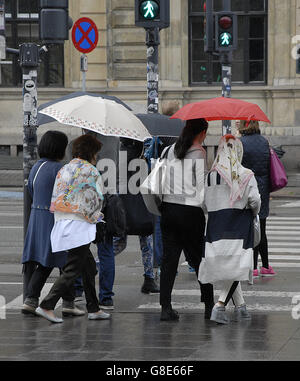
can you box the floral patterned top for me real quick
[50,158,104,224]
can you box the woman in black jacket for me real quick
[237,120,276,278]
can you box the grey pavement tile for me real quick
[187,350,276,361]
[273,339,300,361]
[103,347,196,361]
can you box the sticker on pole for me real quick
[72,17,99,54]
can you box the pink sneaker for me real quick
[253,269,259,278]
[260,266,276,277]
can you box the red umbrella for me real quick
[170,97,271,123]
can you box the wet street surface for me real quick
[0,192,300,361]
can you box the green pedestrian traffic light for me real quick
[219,32,232,47]
[140,1,159,20]
[135,0,170,29]
[215,12,237,52]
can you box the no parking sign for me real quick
[72,17,98,91]
[72,17,99,54]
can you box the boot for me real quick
[160,305,179,321]
[141,275,160,294]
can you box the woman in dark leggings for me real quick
[159,119,214,321]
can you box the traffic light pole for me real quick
[221,53,232,135]
[20,43,42,239]
[7,43,45,239]
[146,27,160,114]
[221,0,232,135]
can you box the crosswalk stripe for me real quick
[268,217,300,221]
[256,262,300,267]
[260,255,300,260]
[267,227,300,231]
[267,230,300,236]
[137,302,293,312]
[4,283,61,310]
[171,290,300,297]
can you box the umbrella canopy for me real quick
[136,113,185,137]
[39,95,151,142]
[170,97,271,123]
[37,91,132,126]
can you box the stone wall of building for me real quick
[1,0,300,174]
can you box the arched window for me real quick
[1,0,64,87]
[189,0,268,85]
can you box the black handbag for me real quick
[119,193,154,236]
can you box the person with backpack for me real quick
[159,119,214,321]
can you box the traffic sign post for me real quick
[0,0,5,60]
[72,17,98,92]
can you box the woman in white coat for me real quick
[198,134,261,324]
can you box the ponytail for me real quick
[174,118,208,160]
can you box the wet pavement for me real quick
[0,191,300,362]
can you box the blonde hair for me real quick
[238,120,260,135]
[162,101,180,116]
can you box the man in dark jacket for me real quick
[238,120,276,278]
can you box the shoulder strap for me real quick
[32,161,47,189]
[207,172,211,187]
[161,145,172,160]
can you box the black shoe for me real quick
[160,307,179,321]
[141,276,160,294]
[99,299,114,310]
[204,304,214,320]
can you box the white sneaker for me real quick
[88,310,111,320]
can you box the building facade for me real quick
[0,0,300,177]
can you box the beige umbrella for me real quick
[39,95,151,142]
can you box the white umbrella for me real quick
[39,95,152,142]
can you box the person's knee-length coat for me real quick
[240,133,270,219]
[22,159,67,268]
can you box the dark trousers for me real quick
[254,218,269,269]
[40,244,99,313]
[23,261,38,302]
[27,265,53,299]
[160,202,214,308]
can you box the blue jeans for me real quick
[113,235,155,279]
[97,234,115,303]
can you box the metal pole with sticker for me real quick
[20,43,44,238]
[146,27,159,114]
[80,54,88,92]
[0,0,5,60]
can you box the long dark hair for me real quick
[174,118,208,159]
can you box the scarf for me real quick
[211,135,254,207]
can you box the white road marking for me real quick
[0,226,22,229]
[171,290,300,297]
[279,201,300,208]
[268,217,300,220]
[138,302,293,312]
[4,283,62,310]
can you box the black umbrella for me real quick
[37,91,132,126]
[136,113,185,138]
